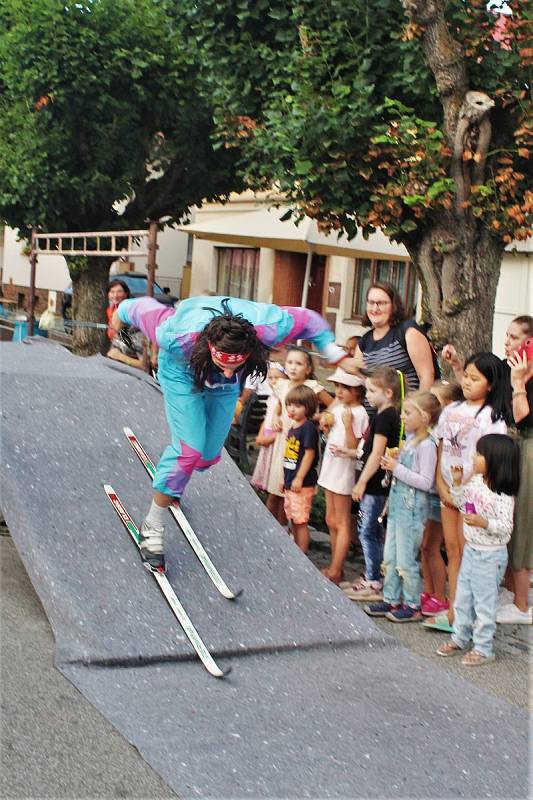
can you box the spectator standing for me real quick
[420,380,464,617]
[437,434,520,665]
[106,280,145,370]
[317,368,368,584]
[497,345,533,625]
[266,346,333,524]
[344,367,401,601]
[250,367,287,492]
[365,391,441,621]
[442,316,533,625]
[282,386,320,553]
[426,353,511,632]
[355,283,436,401]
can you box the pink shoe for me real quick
[421,596,449,616]
[420,592,430,607]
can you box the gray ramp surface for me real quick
[1,339,529,799]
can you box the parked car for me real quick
[61,272,179,319]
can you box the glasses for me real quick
[366,300,391,309]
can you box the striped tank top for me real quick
[359,322,420,413]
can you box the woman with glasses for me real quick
[355,283,436,397]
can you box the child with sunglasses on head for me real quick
[437,434,520,665]
[317,368,369,584]
[364,391,441,621]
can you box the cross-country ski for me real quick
[104,484,229,678]
[123,426,242,600]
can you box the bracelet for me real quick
[512,391,527,398]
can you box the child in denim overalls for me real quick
[365,391,441,622]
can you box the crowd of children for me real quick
[248,316,532,666]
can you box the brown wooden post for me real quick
[28,228,37,336]
[144,221,159,372]
[146,220,158,297]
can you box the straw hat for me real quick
[328,367,366,387]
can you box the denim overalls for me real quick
[382,444,429,608]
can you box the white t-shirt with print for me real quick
[435,401,507,487]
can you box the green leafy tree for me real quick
[0,0,242,354]
[186,0,532,356]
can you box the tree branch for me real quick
[401,0,468,143]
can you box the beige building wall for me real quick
[2,227,69,292]
[187,199,533,357]
[493,246,532,358]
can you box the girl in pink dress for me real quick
[251,367,287,491]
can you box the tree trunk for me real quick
[408,215,505,362]
[69,256,112,356]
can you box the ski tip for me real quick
[103,484,114,494]
[123,426,134,437]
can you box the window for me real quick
[216,248,259,300]
[351,258,416,318]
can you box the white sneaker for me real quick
[344,580,383,602]
[497,588,514,609]
[496,603,532,625]
[139,520,166,573]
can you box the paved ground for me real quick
[1,515,530,799]
[0,527,177,800]
[309,529,532,711]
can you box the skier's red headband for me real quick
[208,342,249,366]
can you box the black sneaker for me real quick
[364,602,400,617]
[139,520,166,573]
[385,605,422,623]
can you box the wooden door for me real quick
[306,255,326,314]
[272,251,306,306]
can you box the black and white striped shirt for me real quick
[359,322,420,413]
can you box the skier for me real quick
[113,295,361,572]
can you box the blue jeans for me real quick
[452,544,508,658]
[382,485,427,607]
[358,494,387,583]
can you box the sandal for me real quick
[461,650,495,667]
[422,613,454,634]
[436,641,464,657]
[340,575,366,592]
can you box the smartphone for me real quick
[464,502,476,514]
[516,337,533,361]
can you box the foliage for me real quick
[0,0,242,237]
[184,0,532,247]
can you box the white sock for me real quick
[145,500,167,529]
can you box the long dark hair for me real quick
[189,299,268,390]
[476,434,520,496]
[361,282,407,328]
[464,352,512,424]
